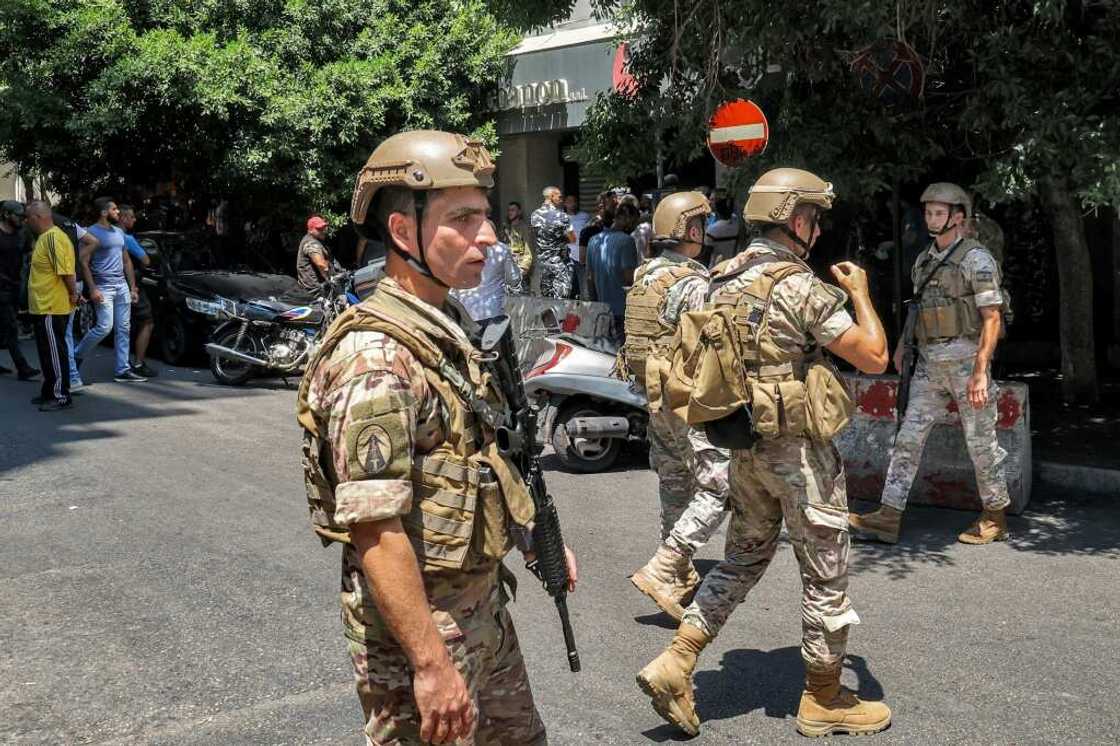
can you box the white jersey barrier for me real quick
[835,373,1032,514]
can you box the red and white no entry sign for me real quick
[707,99,769,167]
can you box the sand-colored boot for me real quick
[957,508,1009,544]
[848,505,903,544]
[636,623,711,736]
[629,544,695,620]
[796,666,892,738]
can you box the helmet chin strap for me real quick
[387,191,449,289]
[928,206,962,238]
[778,209,818,257]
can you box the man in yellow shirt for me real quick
[26,201,79,411]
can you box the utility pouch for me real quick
[804,360,855,442]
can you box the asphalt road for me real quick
[2,348,1119,745]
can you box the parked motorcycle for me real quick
[199,273,355,385]
[522,310,648,472]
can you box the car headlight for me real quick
[185,297,224,317]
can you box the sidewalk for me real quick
[1009,370,1120,496]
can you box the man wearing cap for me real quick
[850,182,1012,545]
[296,216,332,291]
[297,130,576,745]
[0,201,40,380]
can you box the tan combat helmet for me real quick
[743,168,834,225]
[652,191,712,243]
[920,182,971,237]
[350,130,495,283]
[919,182,971,217]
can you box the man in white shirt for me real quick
[564,194,591,300]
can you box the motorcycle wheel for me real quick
[550,402,623,473]
[209,327,259,386]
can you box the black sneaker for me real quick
[132,362,158,378]
[0,364,11,375]
[39,399,73,412]
[18,367,41,381]
[114,370,148,382]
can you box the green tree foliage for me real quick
[0,0,525,219]
[584,0,1119,402]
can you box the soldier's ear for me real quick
[386,211,417,254]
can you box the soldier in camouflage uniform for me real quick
[637,169,894,739]
[850,182,1011,545]
[297,130,576,745]
[622,191,731,620]
[530,187,576,299]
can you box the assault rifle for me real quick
[479,316,581,673]
[896,302,919,432]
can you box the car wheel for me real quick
[159,313,192,366]
[550,402,623,473]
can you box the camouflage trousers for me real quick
[340,548,546,745]
[881,358,1011,512]
[537,256,574,300]
[682,437,859,672]
[647,409,731,556]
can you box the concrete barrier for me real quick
[506,295,615,371]
[835,374,1032,514]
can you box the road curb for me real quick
[1035,460,1120,495]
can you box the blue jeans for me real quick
[65,281,83,384]
[75,280,132,376]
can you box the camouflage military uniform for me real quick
[638,252,731,554]
[530,203,573,299]
[681,238,861,673]
[881,240,1010,512]
[301,274,546,745]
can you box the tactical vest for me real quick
[912,238,1003,345]
[666,253,854,442]
[622,261,703,403]
[296,278,535,574]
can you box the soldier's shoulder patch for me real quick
[360,424,393,475]
[975,269,994,282]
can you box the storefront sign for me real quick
[488,79,590,111]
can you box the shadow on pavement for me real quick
[641,649,884,740]
[0,356,286,477]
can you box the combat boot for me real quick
[629,544,696,620]
[796,665,891,738]
[957,508,1009,544]
[636,623,710,736]
[848,505,903,544]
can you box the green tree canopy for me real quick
[582,0,1119,402]
[0,0,539,220]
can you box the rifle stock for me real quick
[481,317,581,673]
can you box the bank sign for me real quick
[494,39,617,135]
[488,79,590,112]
